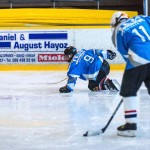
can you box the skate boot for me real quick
[117,123,137,137]
[105,79,120,91]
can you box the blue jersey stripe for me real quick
[29,33,67,40]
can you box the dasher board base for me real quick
[0,64,125,71]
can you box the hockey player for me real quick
[59,46,120,93]
[110,12,150,137]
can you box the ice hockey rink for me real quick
[0,71,150,150]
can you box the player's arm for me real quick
[111,25,128,62]
[94,49,116,60]
[116,28,129,62]
[59,76,77,93]
[59,56,80,93]
[66,76,77,91]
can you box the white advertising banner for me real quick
[0,30,74,64]
[0,29,124,64]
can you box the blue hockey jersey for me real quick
[114,15,150,70]
[66,49,109,91]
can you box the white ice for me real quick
[0,71,150,150]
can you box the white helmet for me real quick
[110,11,129,28]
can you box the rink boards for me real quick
[0,9,137,71]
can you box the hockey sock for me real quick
[123,96,138,123]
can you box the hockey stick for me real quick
[47,78,68,85]
[83,98,123,136]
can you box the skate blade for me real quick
[117,130,136,137]
[111,79,121,91]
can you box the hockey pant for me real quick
[88,60,110,91]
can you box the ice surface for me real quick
[0,71,149,150]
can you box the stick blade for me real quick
[83,129,103,137]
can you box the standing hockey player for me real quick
[59,46,120,93]
[110,11,150,137]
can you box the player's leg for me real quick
[97,60,120,91]
[145,79,150,94]
[144,63,150,95]
[88,60,110,91]
[99,60,120,91]
[118,65,147,137]
[88,60,120,91]
[88,77,108,91]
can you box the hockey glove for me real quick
[59,86,72,93]
[107,50,116,60]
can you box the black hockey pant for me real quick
[120,63,150,97]
[88,60,110,91]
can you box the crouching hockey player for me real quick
[110,11,150,137]
[59,46,120,93]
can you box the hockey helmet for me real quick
[110,11,129,28]
[64,46,77,62]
